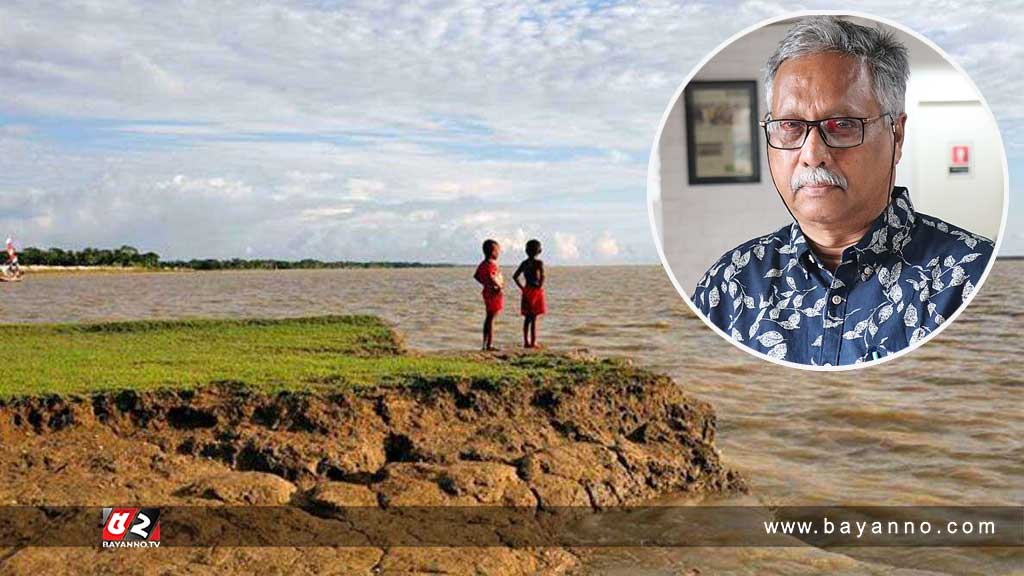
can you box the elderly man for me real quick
[692,16,994,366]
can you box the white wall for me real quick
[655,18,1006,292]
[904,74,1004,239]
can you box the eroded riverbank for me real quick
[0,316,744,574]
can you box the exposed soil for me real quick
[0,351,745,574]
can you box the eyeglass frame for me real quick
[759,113,893,150]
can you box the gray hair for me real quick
[765,16,910,116]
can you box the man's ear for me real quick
[893,112,908,164]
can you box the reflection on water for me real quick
[1,263,1021,574]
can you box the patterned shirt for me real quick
[692,187,994,366]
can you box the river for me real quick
[1,263,1020,574]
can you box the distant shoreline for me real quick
[19,263,460,274]
[15,246,463,272]
[20,265,172,274]
[16,256,1021,275]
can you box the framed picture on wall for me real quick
[684,80,760,184]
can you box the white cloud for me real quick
[0,1,742,149]
[407,209,437,222]
[426,179,502,201]
[300,206,354,221]
[1,2,1019,149]
[494,228,529,256]
[288,171,336,185]
[344,210,401,230]
[346,178,385,201]
[554,232,579,260]
[0,0,1020,260]
[460,211,509,225]
[596,231,620,256]
[157,174,254,200]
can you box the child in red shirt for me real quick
[513,239,546,348]
[473,239,504,351]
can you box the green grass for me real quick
[0,315,549,398]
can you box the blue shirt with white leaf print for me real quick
[691,187,994,366]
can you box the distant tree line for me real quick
[159,258,452,270]
[19,245,160,268]
[17,246,453,270]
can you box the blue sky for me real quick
[0,0,1021,264]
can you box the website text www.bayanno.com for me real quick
[764,517,997,541]
[753,506,1021,546]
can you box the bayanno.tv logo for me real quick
[101,507,161,548]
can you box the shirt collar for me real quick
[788,186,916,268]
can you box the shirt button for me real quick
[862,266,873,279]
[831,295,843,305]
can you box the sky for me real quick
[1,0,1021,264]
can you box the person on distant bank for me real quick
[474,239,504,351]
[690,16,994,366]
[513,239,547,348]
[3,237,21,278]
[5,237,17,267]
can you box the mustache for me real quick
[791,166,848,192]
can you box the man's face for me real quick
[768,52,906,232]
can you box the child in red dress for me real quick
[473,239,504,351]
[513,239,546,348]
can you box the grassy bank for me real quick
[0,315,562,397]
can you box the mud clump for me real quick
[0,352,745,574]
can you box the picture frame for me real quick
[684,80,760,184]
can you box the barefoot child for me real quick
[513,239,546,348]
[473,239,504,351]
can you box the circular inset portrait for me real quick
[648,13,1007,369]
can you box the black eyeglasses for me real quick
[759,114,892,150]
